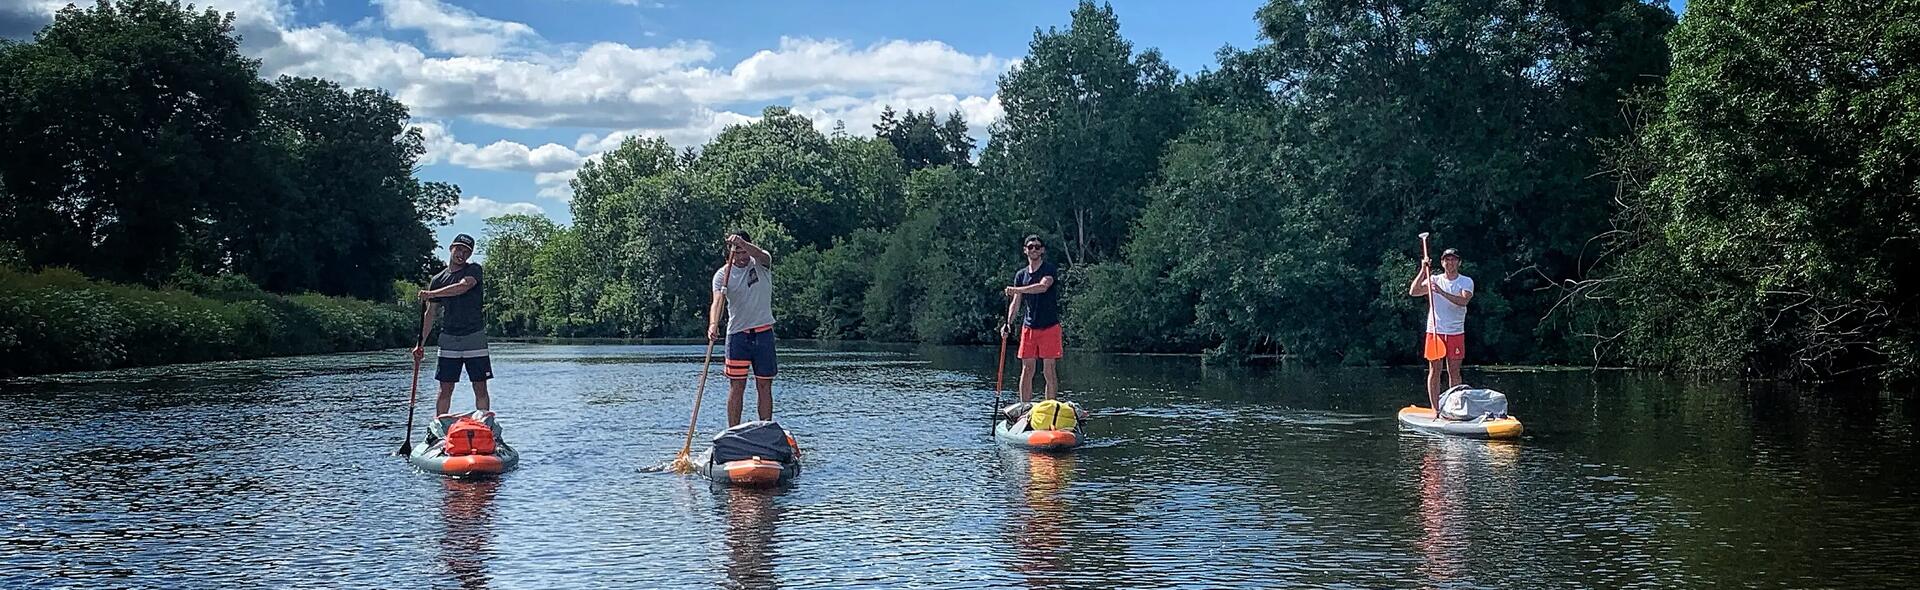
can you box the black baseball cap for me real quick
[1440,248,1460,259]
[450,234,476,250]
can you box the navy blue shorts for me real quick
[435,355,493,383]
[724,328,777,380]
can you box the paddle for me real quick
[992,321,1010,432]
[398,303,428,456]
[671,252,733,474]
[1418,232,1443,411]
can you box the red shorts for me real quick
[1424,333,1466,362]
[1018,325,1063,360]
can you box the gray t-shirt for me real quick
[429,263,485,337]
[712,260,775,334]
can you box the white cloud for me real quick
[573,109,761,154]
[16,0,1011,200]
[454,195,545,220]
[534,168,583,201]
[791,92,1003,143]
[692,37,1008,103]
[251,20,1002,131]
[412,121,585,173]
[374,0,538,56]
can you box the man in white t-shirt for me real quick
[1409,248,1474,415]
[708,232,777,427]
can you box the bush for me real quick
[0,267,415,378]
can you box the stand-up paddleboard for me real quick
[994,400,1084,451]
[698,420,801,487]
[410,411,520,477]
[994,417,1082,451]
[1397,406,1523,439]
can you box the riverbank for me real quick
[0,268,416,379]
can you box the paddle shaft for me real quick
[1421,234,1433,330]
[677,258,732,463]
[992,326,1009,427]
[1420,234,1439,409]
[677,337,718,460]
[400,312,426,454]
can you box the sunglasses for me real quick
[1024,244,1044,250]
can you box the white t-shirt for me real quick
[712,260,776,334]
[1426,273,1474,335]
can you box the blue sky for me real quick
[0,0,1683,256]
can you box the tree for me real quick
[227,76,456,300]
[0,1,453,300]
[1075,0,1674,363]
[875,107,975,171]
[481,214,558,336]
[1596,0,1920,381]
[984,1,1186,265]
[0,0,262,284]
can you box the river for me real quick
[3,342,1916,589]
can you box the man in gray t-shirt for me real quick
[411,233,493,417]
[708,231,777,427]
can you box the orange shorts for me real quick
[1424,333,1466,362]
[1018,325,1063,360]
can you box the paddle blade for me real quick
[395,441,411,456]
[1423,333,1447,361]
[669,451,698,475]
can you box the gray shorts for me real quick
[437,330,488,358]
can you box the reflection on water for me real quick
[439,479,500,590]
[719,488,782,590]
[1407,434,1530,589]
[1008,451,1074,588]
[0,342,1916,588]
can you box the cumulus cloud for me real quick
[692,37,1008,103]
[572,109,762,154]
[412,121,585,173]
[374,0,539,56]
[15,0,1012,200]
[454,195,545,220]
[791,92,1003,142]
[254,22,1003,130]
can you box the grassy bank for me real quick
[0,268,416,379]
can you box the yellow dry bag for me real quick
[1029,400,1077,431]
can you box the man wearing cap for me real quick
[709,231,777,427]
[412,233,491,416]
[1003,235,1062,403]
[1409,247,1474,414]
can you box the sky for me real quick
[0,0,1683,254]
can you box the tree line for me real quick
[484,1,1920,383]
[5,0,1916,384]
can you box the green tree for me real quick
[1076,0,1674,363]
[1597,0,1920,381]
[0,0,262,284]
[696,107,845,247]
[229,76,456,300]
[862,165,1025,344]
[875,107,975,171]
[985,0,1186,265]
[481,214,558,336]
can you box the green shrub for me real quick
[0,267,415,378]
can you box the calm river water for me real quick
[3,342,1916,589]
